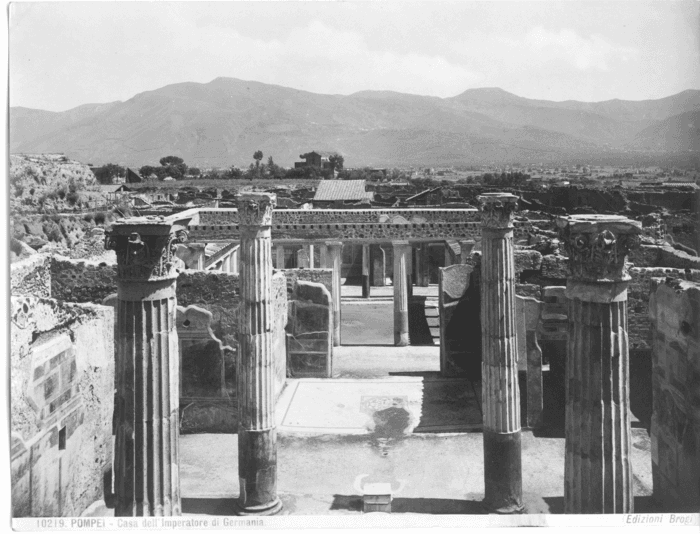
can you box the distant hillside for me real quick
[10,78,700,167]
[632,110,700,152]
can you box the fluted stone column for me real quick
[105,217,190,516]
[362,244,371,298]
[233,193,283,516]
[326,241,343,347]
[558,214,641,514]
[478,193,523,514]
[392,241,410,346]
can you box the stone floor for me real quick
[85,297,658,518]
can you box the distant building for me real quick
[126,168,143,183]
[295,151,334,170]
[313,179,374,208]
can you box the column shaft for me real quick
[479,193,523,514]
[565,296,632,513]
[362,244,370,298]
[393,241,410,346]
[114,283,180,516]
[235,193,282,516]
[327,242,343,347]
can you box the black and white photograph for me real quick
[5,0,700,529]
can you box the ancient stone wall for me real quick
[628,268,700,351]
[51,256,118,304]
[649,278,700,512]
[10,297,114,517]
[11,254,52,298]
[177,270,240,350]
[279,268,333,297]
[280,269,333,378]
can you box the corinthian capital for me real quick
[478,193,518,229]
[237,192,276,227]
[557,215,642,283]
[105,216,189,282]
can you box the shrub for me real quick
[10,238,24,256]
[94,212,107,225]
[83,213,94,223]
[45,224,62,242]
[66,191,80,206]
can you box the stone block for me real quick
[541,254,568,280]
[514,249,542,274]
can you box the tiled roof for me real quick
[313,180,374,201]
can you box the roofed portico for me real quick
[176,206,539,346]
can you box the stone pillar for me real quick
[234,193,283,516]
[372,245,386,286]
[231,246,240,276]
[478,193,523,514]
[104,217,190,516]
[308,244,315,269]
[557,214,641,514]
[296,247,310,269]
[392,241,410,347]
[275,245,285,270]
[421,244,431,286]
[326,241,343,347]
[320,245,328,269]
[406,243,413,298]
[415,245,424,287]
[362,244,371,298]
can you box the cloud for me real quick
[182,20,484,98]
[523,26,638,71]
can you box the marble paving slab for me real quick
[276,378,482,435]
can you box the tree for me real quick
[266,156,284,179]
[158,155,188,179]
[187,167,201,177]
[160,156,184,166]
[251,150,264,179]
[328,153,344,177]
[94,163,125,184]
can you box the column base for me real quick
[482,501,525,515]
[483,429,523,514]
[362,275,370,298]
[232,498,283,516]
[394,335,409,347]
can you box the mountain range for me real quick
[10,77,700,168]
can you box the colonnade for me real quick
[106,195,641,516]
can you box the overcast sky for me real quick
[10,1,700,112]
